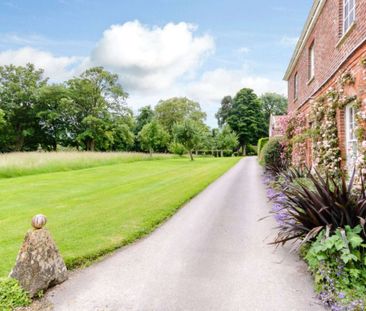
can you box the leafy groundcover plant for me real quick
[263,168,366,310]
[0,278,30,310]
[304,226,366,310]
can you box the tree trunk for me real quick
[149,148,153,157]
[242,144,246,156]
[90,140,95,151]
[15,135,24,151]
[221,150,224,157]
[189,150,194,161]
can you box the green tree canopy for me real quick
[0,63,48,151]
[215,95,233,127]
[110,115,135,151]
[66,67,129,150]
[139,120,169,155]
[37,84,74,150]
[155,97,206,134]
[260,92,288,122]
[173,119,203,161]
[135,106,154,134]
[216,125,239,151]
[226,88,266,154]
[0,109,5,128]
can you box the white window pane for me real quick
[346,103,358,172]
[344,0,356,33]
[351,8,355,23]
[349,108,353,122]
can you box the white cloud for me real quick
[0,47,85,81]
[126,67,287,127]
[280,36,299,47]
[0,33,48,46]
[0,33,94,50]
[91,20,214,92]
[186,68,287,103]
[237,47,250,54]
[0,21,288,127]
[184,68,286,126]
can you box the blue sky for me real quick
[0,0,312,126]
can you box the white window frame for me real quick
[294,73,298,99]
[309,43,315,80]
[345,104,358,173]
[343,0,356,34]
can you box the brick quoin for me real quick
[284,0,366,167]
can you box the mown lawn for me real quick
[0,157,240,277]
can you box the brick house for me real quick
[284,0,366,171]
[269,115,288,137]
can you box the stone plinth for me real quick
[9,228,68,297]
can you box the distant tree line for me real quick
[216,89,287,154]
[0,63,286,157]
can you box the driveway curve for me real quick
[47,157,324,311]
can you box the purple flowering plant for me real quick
[304,226,366,310]
[262,167,366,310]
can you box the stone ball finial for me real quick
[32,214,47,229]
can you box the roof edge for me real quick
[283,0,327,81]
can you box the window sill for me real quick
[307,76,315,85]
[336,21,356,48]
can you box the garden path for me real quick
[47,157,324,311]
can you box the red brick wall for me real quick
[287,0,366,112]
[291,44,366,167]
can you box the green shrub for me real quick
[168,142,186,156]
[223,150,233,157]
[246,144,257,156]
[260,136,285,168]
[273,169,366,245]
[303,226,366,309]
[257,137,269,154]
[0,278,31,310]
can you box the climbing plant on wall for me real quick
[310,89,342,177]
[283,66,366,180]
[285,111,308,167]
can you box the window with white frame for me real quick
[343,0,356,34]
[294,73,298,99]
[309,42,315,80]
[345,104,358,172]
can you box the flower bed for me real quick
[263,169,366,311]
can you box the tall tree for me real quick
[139,120,169,156]
[0,109,5,128]
[227,88,266,155]
[173,119,202,161]
[110,115,135,151]
[216,125,239,154]
[155,97,206,134]
[0,64,48,151]
[67,67,128,151]
[260,92,288,122]
[215,95,233,127]
[36,84,73,150]
[135,106,154,134]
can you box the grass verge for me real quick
[0,157,240,276]
[0,152,174,179]
[0,278,31,310]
